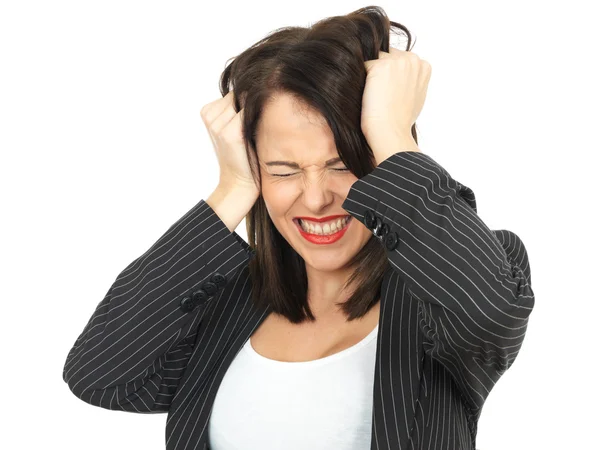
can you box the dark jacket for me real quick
[63,150,534,450]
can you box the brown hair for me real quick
[218,5,418,324]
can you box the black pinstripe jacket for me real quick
[63,150,534,450]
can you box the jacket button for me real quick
[363,209,376,229]
[202,281,218,295]
[179,296,195,313]
[192,289,208,306]
[385,231,399,250]
[210,272,227,288]
[372,217,383,236]
[380,222,390,238]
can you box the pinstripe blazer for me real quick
[63,150,534,450]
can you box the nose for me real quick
[301,173,335,211]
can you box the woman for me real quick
[62,6,534,450]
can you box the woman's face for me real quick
[255,93,372,273]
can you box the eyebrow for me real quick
[265,157,343,169]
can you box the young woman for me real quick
[63,6,534,450]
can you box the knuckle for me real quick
[407,53,420,63]
[200,106,209,121]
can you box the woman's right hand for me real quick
[200,91,260,200]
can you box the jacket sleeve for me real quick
[341,150,535,416]
[62,199,255,413]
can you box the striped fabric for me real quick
[63,150,534,450]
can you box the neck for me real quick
[305,265,355,321]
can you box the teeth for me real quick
[298,217,350,235]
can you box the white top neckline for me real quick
[244,323,379,368]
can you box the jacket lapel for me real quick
[167,267,272,450]
[370,266,424,449]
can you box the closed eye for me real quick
[273,168,350,178]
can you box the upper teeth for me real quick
[299,217,350,235]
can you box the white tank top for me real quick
[208,323,379,450]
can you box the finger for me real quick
[418,60,432,92]
[204,91,235,123]
[373,48,412,62]
[212,101,239,134]
[387,47,407,57]
[365,50,388,71]
[365,49,404,70]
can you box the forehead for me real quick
[256,93,338,166]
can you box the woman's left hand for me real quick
[361,47,432,163]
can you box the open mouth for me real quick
[292,216,352,236]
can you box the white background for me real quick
[1,1,597,449]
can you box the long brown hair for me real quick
[218,5,418,324]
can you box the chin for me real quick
[280,223,362,268]
[300,247,356,271]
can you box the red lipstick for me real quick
[293,215,352,245]
[294,214,349,222]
